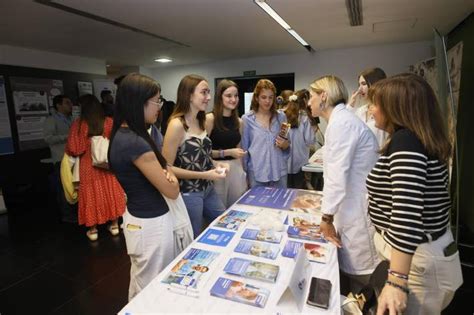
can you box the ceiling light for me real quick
[254,0,313,51]
[254,0,291,30]
[155,58,172,63]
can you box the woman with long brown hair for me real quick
[206,79,247,208]
[162,74,227,237]
[347,67,388,147]
[241,79,290,188]
[367,73,462,315]
[66,94,125,241]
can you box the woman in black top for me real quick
[367,73,462,314]
[108,73,180,300]
[206,79,247,207]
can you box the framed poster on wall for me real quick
[0,76,14,155]
[9,77,64,151]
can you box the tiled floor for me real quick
[0,201,472,314]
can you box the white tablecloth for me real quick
[119,194,340,314]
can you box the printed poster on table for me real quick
[237,186,296,210]
[0,76,14,155]
[10,77,64,151]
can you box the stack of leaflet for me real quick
[162,248,220,297]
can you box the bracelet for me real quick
[219,149,225,158]
[388,269,409,280]
[385,280,409,295]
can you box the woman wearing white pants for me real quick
[367,74,462,314]
[109,74,180,300]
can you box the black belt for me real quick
[375,227,447,243]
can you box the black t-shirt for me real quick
[209,116,241,160]
[109,128,169,218]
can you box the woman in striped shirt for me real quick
[367,73,462,315]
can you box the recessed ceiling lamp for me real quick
[155,58,173,63]
[254,0,313,52]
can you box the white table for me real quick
[119,192,340,314]
[303,149,323,173]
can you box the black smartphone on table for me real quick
[306,277,331,309]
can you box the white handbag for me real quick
[91,135,109,169]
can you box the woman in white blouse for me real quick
[347,67,388,148]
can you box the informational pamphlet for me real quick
[197,228,235,247]
[214,210,252,231]
[210,277,270,308]
[237,186,296,210]
[281,240,329,264]
[162,248,220,292]
[241,228,282,244]
[234,240,280,260]
[224,257,279,283]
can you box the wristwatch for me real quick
[321,214,334,224]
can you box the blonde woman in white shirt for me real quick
[347,67,388,148]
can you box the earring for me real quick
[319,101,326,110]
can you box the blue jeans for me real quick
[181,185,225,238]
[247,170,287,188]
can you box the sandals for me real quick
[108,225,120,236]
[86,229,98,241]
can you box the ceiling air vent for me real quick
[346,0,363,26]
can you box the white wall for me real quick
[151,41,433,102]
[0,45,106,75]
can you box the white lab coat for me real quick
[322,104,380,275]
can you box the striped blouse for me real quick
[366,128,451,254]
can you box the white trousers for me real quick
[213,159,247,208]
[374,230,463,315]
[123,210,174,301]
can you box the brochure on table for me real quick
[119,188,340,314]
[237,187,322,215]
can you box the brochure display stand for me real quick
[119,187,340,314]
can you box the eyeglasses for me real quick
[148,99,163,109]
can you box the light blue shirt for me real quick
[43,111,73,162]
[242,110,290,182]
[287,111,316,174]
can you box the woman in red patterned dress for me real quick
[66,94,126,241]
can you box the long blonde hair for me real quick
[369,73,451,162]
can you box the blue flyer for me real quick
[241,228,282,244]
[237,186,296,209]
[197,228,235,247]
[234,240,280,260]
[210,277,270,308]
